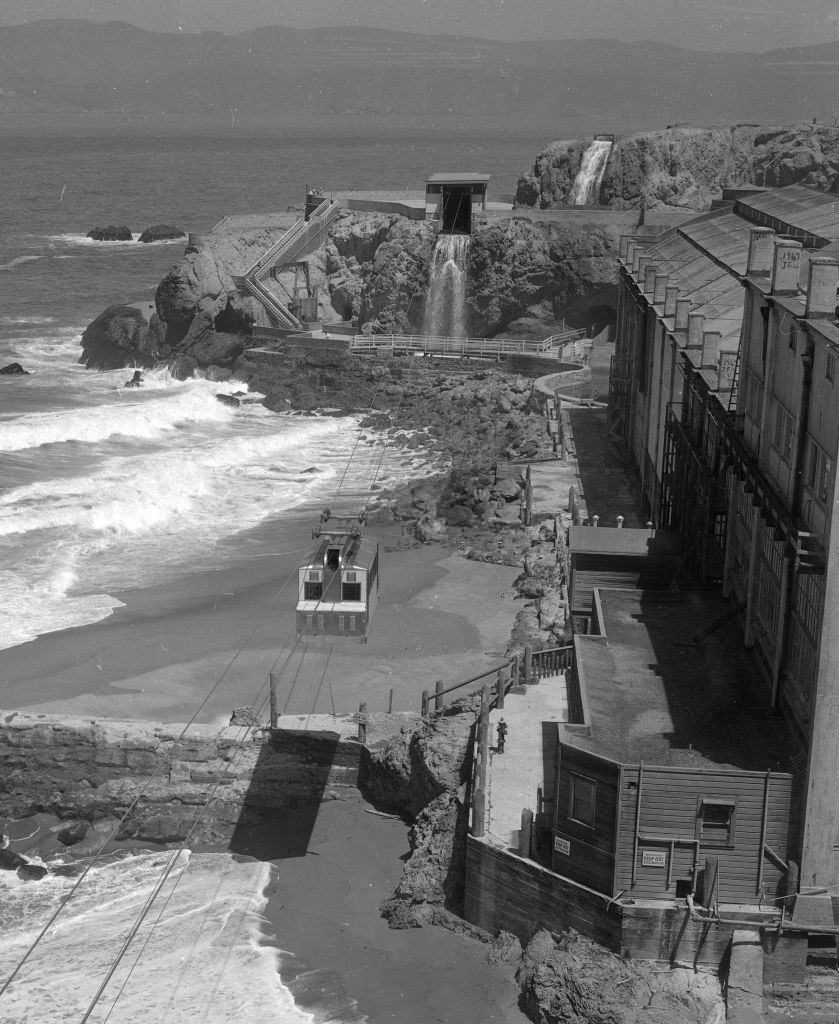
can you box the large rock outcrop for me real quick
[517,124,839,211]
[80,205,622,371]
[518,929,725,1024]
[362,696,479,925]
[79,304,168,369]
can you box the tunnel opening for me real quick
[441,186,472,234]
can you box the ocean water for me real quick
[0,851,313,1024]
[0,129,550,653]
[0,128,555,1023]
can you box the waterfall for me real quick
[424,234,470,338]
[568,139,612,205]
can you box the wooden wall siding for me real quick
[552,746,620,895]
[464,837,621,952]
[570,554,676,613]
[614,766,793,903]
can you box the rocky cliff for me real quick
[516,124,839,210]
[80,208,622,373]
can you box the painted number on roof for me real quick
[554,836,571,856]
[641,850,667,867]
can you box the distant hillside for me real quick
[0,19,837,130]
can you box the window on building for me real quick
[568,773,597,828]
[771,401,794,463]
[697,799,736,847]
[744,371,762,425]
[304,580,322,601]
[806,440,832,506]
[827,352,835,383]
[342,581,362,602]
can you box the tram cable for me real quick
[83,686,275,1023]
[3,278,409,1009]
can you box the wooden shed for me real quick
[568,526,681,629]
[296,513,379,642]
[552,587,798,907]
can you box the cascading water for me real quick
[424,233,470,337]
[568,139,612,205]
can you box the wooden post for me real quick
[496,669,505,709]
[357,701,368,744]
[472,784,486,838]
[435,678,444,711]
[421,690,430,716]
[520,808,534,858]
[388,688,394,714]
[269,671,278,730]
[524,644,533,685]
[524,465,533,526]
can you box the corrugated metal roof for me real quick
[630,221,745,350]
[736,184,839,243]
[678,210,752,274]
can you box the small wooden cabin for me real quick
[552,587,798,908]
[296,513,379,642]
[568,526,681,631]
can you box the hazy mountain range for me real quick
[0,19,837,131]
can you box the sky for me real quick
[1,0,838,52]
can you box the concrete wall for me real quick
[508,356,590,391]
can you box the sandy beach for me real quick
[255,797,526,1024]
[0,513,527,1023]
[0,517,520,724]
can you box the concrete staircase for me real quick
[484,672,569,850]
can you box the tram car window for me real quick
[296,512,379,642]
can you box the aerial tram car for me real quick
[296,510,379,642]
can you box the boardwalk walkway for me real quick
[485,674,568,849]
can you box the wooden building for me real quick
[608,183,839,893]
[552,587,797,908]
[296,513,379,642]
[568,525,680,629]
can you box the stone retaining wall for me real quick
[0,712,405,843]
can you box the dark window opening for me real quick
[675,879,692,899]
[304,581,322,600]
[441,186,471,234]
[342,582,362,602]
[568,773,597,829]
[326,548,340,572]
[697,799,736,847]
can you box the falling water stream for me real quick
[424,233,470,337]
[568,139,612,205]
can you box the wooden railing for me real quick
[421,659,516,716]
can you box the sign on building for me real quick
[718,352,738,391]
[554,835,571,856]
[641,849,667,867]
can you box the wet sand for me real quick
[0,516,526,1022]
[0,519,519,724]
[254,797,527,1024]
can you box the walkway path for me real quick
[485,674,568,849]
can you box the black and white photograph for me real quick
[1,1,838,1021]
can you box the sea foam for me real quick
[0,851,313,1023]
